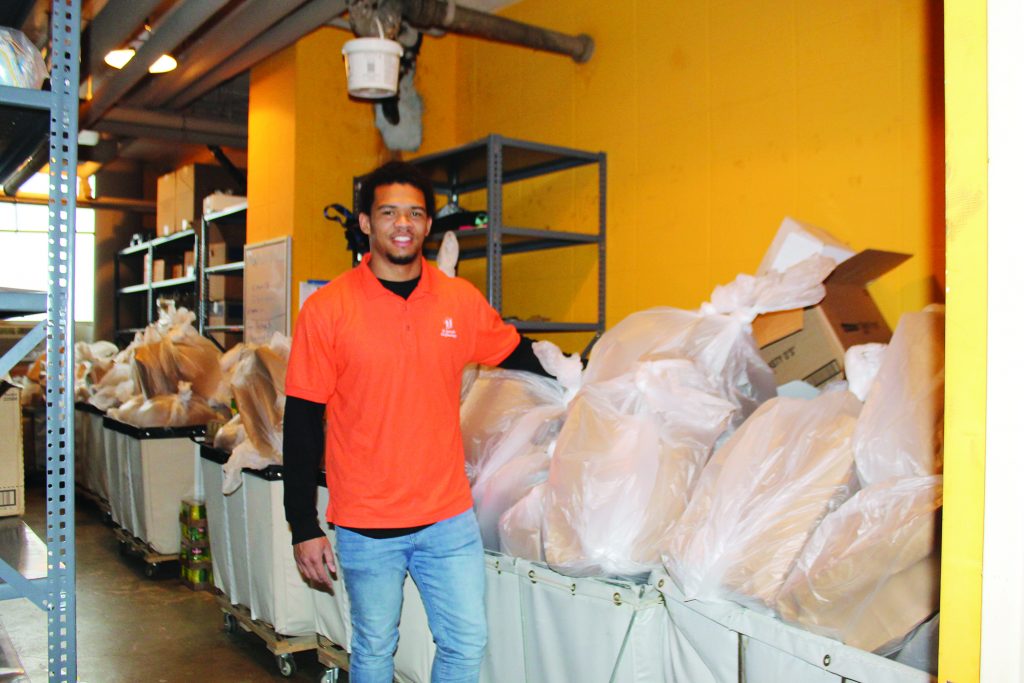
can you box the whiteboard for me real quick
[244,237,291,344]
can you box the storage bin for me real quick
[74,403,109,501]
[101,417,201,554]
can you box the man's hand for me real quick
[293,536,337,590]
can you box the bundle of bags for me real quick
[105,303,228,428]
[213,332,291,493]
[462,255,836,577]
[664,307,945,655]
[73,341,120,401]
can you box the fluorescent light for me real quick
[104,48,135,69]
[102,48,177,73]
[147,54,177,74]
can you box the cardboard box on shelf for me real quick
[152,258,167,282]
[143,252,152,284]
[208,276,243,300]
[207,241,243,267]
[156,171,176,236]
[0,384,25,517]
[184,251,195,277]
[176,164,238,233]
[203,192,246,217]
[171,263,184,279]
[751,218,911,387]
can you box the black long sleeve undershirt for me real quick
[283,274,554,545]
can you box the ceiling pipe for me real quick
[84,0,164,82]
[167,0,345,110]
[398,0,593,63]
[102,106,248,138]
[91,122,247,150]
[82,0,232,128]
[2,140,48,197]
[0,193,156,213]
[128,0,308,109]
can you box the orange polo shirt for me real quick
[285,256,520,528]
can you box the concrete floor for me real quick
[0,484,345,682]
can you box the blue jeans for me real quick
[335,508,487,683]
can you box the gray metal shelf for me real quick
[0,2,81,680]
[354,134,606,348]
[198,205,247,348]
[114,229,199,343]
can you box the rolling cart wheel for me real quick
[276,653,296,677]
[144,562,158,578]
[222,612,239,634]
[320,667,339,683]
[118,540,129,556]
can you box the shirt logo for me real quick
[441,317,458,339]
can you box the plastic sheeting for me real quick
[498,483,547,562]
[853,309,945,485]
[776,475,942,654]
[133,325,222,401]
[665,391,861,610]
[544,360,735,577]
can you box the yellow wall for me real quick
[446,0,944,352]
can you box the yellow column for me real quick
[939,1,986,681]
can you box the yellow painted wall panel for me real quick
[939,0,986,678]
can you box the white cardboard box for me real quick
[0,384,25,517]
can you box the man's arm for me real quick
[497,335,555,377]
[283,395,336,587]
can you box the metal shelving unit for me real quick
[0,1,81,680]
[113,228,198,343]
[197,202,247,350]
[353,134,607,348]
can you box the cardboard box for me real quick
[207,241,244,267]
[183,251,195,277]
[152,258,167,282]
[171,263,184,279]
[0,384,25,517]
[208,276,243,300]
[176,164,237,233]
[156,171,176,237]
[202,192,246,217]
[752,247,911,387]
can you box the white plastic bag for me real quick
[665,391,861,610]
[214,413,246,452]
[844,343,887,402]
[776,475,942,654]
[543,359,735,577]
[231,343,288,461]
[460,369,565,485]
[222,437,276,495]
[0,28,47,89]
[108,382,223,428]
[498,484,548,562]
[853,309,945,485]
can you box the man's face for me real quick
[359,183,432,267]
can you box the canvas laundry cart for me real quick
[101,417,201,574]
[73,402,108,507]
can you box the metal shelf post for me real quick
[0,2,81,680]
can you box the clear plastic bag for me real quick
[0,27,47,89]
[133,322,222,401]
[214,413,246,452]
[776,475,942,654]
[853,309,945,485]
[108,382,223,428]
[460,369,565,485]
[88,362,137,412]
[582,255,834,431]
[844,343,887,402]
[231,343,288,461]
[543,359,735,577]
[665,391,861,610]
[498,483,548,562]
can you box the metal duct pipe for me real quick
[82,0,232,127]
[167,0,344,110]
[128,0,307,109]
[103,106,248,138]
[2,140,48,197]
[84,0,164,81]
[399,0,593,63]
[91,122,247,150]
[0,193,156,213]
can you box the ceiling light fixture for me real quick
[102,24,177,74]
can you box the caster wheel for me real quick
[320,667,340,683]
[118,540,129,556]
[276,653,295,677]
[144,563,158,578]
[223,612,239,634]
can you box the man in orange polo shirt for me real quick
[283,161,547,683]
